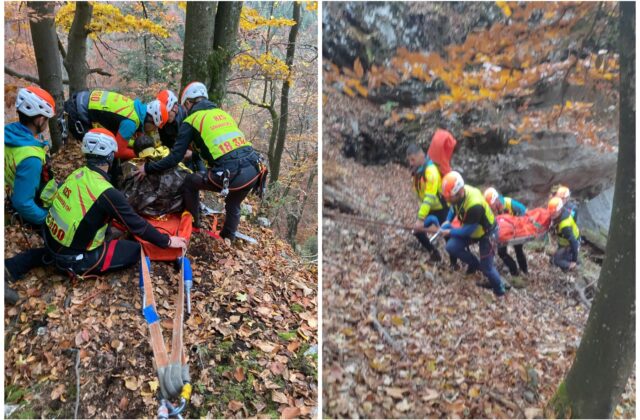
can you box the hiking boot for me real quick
[5,281,19,305]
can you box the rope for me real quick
[325,210,430,233]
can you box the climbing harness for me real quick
[139,248,192,418]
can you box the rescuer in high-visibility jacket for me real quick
[440,172,507,296]
[66,89,164,161]
[548,197,580,272]
[133,82,267,240]
[4,129,187,304]
[484,187,529,276]
[147,89,205,174]
[406,144,454,265]
[5,86,58,227]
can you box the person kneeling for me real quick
[134,82,267,240]
[5,129,186,304]
[548,197,580,272]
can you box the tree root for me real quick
[489,391,524,418]
[573,283,592,309]
[369,303,405,355]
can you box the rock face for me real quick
[453,131,617,207]
[322,2,502,68]
[577,187,614,251]
[326,96,617,206]
[323,1,619,206]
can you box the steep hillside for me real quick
[5,142,318,419]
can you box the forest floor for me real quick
[4,142,318,419]
[322,142,635,419]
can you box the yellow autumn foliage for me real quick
[302,1,318,12]
[233,52,290,80]
[239,6,296,31]
[55,2,170,38]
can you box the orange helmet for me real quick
[548,197,563,214]
[147,100,169,128]
[157,89,178,111]
[16,86,55,118]
[442,171,465,200]
[484,187,499,206]
[556,186,571,200]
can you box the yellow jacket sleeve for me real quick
[417,165,440,219]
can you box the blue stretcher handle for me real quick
[181,257,193,315]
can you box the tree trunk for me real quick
[28,1,65,153]
[287,167,316,248]
[209,1,242,104]
[63,1,92,93]
[269,2,301,185]
[547,3,635,418]
[181,1,217,93]
[267,106,279,165]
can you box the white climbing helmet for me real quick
[16,86,55,118]
[81,128,118,157]
[157,89,178,111]
[442,171,465,200]
[147,99,168,128]
[484,187,500,206]
[180,81,208,105]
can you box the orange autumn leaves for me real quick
[324,2,618,147]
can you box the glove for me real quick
[441,222,451,230]
[424,215,441,228]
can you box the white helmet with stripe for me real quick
[16,86,55,118]
[147,99,168,128]
[157,89,178,111]
[82,128,118,157]
[180,81,208,105]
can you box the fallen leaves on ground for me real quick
[322,146,635,418]
[4,142,318,419]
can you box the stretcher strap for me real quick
[170,255,185,366]
[140,248,170,369]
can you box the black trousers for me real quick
[497,244,528,275]
[414,207,457,266]
[181,157,259,239]
[6,239,141,280]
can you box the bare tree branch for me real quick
[228,90,274,110]
[5,66,112,84]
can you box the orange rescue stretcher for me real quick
[450,207,552,246]
[113,211,194,261]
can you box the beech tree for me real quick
[28,1,65,152]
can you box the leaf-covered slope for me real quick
[5,143,318,419]
[322,144,634,419]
